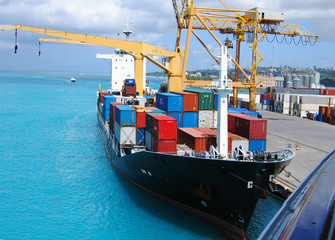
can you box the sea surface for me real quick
[0,72,282,240]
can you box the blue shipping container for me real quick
[317,114,324,122]
[167,112,183,127]
[156,93,183,112]
[115,105,136,126]
[249,139,266,151]
[103,95,116,109]
[125,78,136,85]
[136,128,145,146]
[103,109,110,121]
[182,112,198,128]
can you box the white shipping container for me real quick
[299,96,330,105]
[198,110,214,128]
[115,121,136,145]
[145,130,152,151]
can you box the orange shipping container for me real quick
[177,128,206,151]
[172,91,199,112]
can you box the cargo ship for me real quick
[96,47,294,239]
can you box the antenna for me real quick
[123,18,133,40]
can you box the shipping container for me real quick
[136,128,145,146]
[249,139,266,151]
[229,133,249,153]
[114,121,136,145]
[109,102,124,132]
[103,95,116,109]
[228,113,246,133]
[185,89,214,110]
[145,130,152,150]
[115,105,136,126]
[323,89,335,95]
[198,110,214,128]
[151,115,177,140]
[145,112,166,132]
[195,128,217,150]
[183,112,198,128]
[134,109,147,128]
[103,109,110,121]
[125,86,136,96]
[167,112,183,127]
[172,91,199,112]
[236,115,267,139]
[177,128,206,151]
[152,136,177,154]
[156,93,183,112]
[99,92,109,103]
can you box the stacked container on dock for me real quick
[114,105,136,145]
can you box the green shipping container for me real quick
[185,89,214,110]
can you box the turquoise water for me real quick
[0,72,282,239]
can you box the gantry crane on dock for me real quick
[172,0,318,110]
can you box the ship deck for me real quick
[262,110,335,198]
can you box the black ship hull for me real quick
[97,112,292,239]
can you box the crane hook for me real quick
[14,29,18,54]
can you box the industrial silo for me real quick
[309,75,316,88]
[293,76,300,88]
[303,75,310,88]
[284,74,293,88]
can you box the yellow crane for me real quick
[172,0,318,110]
[1,25,185,95]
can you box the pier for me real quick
[262,110,335,198]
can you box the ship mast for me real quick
[216,39,232,158]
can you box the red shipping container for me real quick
[236,115,267,139]
[319,106,326,115]
[325,89,335,95]
[195,128,217,150]
[125,86,136,96]
[151,115,177,140]
[99,92,109,103]
[135,110,147,128]
[228,113,246,133]
[110,102,124,132]
[177,128,206,151]
[152,136,176,154]
[172,91,199,112]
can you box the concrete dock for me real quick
[261,110,335,198]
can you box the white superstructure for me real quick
[97,49,135,92]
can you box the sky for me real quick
[0,0,334,74]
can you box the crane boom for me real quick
[2,25,185,93]
[2,25,176,57]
